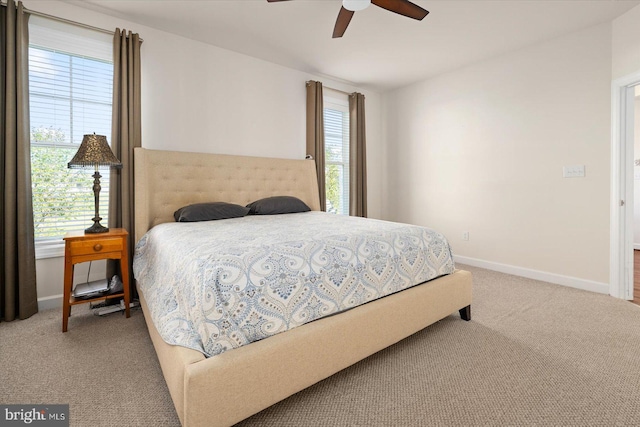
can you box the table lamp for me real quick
[67,133,122,233]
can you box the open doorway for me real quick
[611,73,640,302]
[632,85,640,305]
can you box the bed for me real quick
[133,147,472,427]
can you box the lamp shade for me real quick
[68,134,122,169]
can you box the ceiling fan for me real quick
[267,0,429,38]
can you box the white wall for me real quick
[25,0,383,307]
[612,4,640,80]
[383,23,612,287]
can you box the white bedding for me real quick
[133,212,455,357]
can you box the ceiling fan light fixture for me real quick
[342,0,370,12]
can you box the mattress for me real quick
[133,211,455,357]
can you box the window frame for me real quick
[28,18,113,259]
[323,94,350,216]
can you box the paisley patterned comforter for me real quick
[133,211,455,357]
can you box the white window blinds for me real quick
[29,17,113,243]
[324,91,350,216]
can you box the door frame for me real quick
[610,71,640,300]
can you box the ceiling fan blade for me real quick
[371,0,428,20]
[333,6,355,38]
[266,0,290,2]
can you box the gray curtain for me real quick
[306,80,326,211]
[108,29,141,287]
[1,0,37,321]
[349,92,367,217]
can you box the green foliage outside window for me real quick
[30,126,96,238]
[325,164,341,214]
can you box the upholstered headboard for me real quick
[133,147,321,242]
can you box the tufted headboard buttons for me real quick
[133,147,321,242]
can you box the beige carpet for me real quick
[2,264,640,426]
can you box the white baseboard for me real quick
[38,294,62,311]
[454,255,609,295]
[634,243,640,250]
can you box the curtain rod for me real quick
[0,1,143,42]
[306,81,354,96]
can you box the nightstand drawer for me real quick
[69,237,123,256]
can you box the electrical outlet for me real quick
[462,232,469,241]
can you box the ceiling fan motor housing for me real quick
[343,0,371,12]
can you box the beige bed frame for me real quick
[133,147,473,427]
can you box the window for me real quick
[324,91,350,215]
[28,17,113,257]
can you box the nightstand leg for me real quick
[120,251,131,319]
[62,258,74,332]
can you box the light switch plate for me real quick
[563,165,585,178]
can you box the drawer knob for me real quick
[93,243,103,252]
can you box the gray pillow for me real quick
[174,202,250,222]
[246,196,311,215]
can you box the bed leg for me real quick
[459,305,471,321]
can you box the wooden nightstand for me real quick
[62,228,131,332]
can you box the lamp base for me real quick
[85,221,109,234]
[86,171,108,234]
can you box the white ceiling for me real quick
[66,0,639,92]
